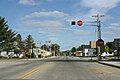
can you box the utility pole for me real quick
[92,14,104,61]
[92,14,104,39]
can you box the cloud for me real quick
[81,0,120,9]
[74,0,120,39]
[21,20,64,28]
[19,0,38,6]
[103,30,114,35]
[73,0,120,21]
[109,23,120,30]
[20,10,69,30]
[19,0,53,6]
[21,11,69,20]
[102,22,120,38]
[72,29,92,35]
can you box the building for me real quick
[81,45,91,56]
[81,45,90,50]
[89,41,96,48]
[32,48,52,58]
[114,38,120,49]
[75,51,82,56]
[113,38,120,55]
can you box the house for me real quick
[0,51,24,58]
[32,48,52,58]
[75,51,82,56]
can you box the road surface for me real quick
[0,56,120,80]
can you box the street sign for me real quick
[71,21,76,25]
[77,20,83,26]
[96,39,104,47]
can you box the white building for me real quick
[32,48,52,58]
[0,51,24,58]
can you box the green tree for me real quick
[71,47,76,53]
[15,34,22,44]
[41,44,48,50]
[15,34,25,50]
[106,42,114,52]
[77,46,82,51]
[51,44,60,56]
[25,35,36,49]
[14,34,26,55]
[25,35,36,58]
[104,45,109,52]
[0,17,16,51]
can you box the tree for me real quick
[51,44,60,56]
[25,35,36,57]
[15,34,22,44]
[15,34,25,50]
[106,42,114,52]
[25,35,36,49]
[77,46,82,51]
[71,47,76,53]
[14,34,26,56]
[80,45,85,51]
[104,45,109,52]
[62,50,70,56]
[41,44,48,50]
[0,17,16,51]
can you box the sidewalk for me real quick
[98,61,120,68]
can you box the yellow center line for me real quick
[18,62,54,79]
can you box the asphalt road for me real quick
[0,56,120,80]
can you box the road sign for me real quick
[96,39,104,47]
[71,21,76,25]
[77,20,83,26]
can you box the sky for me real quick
[0,0,120,51]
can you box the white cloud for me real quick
[20,10,69,32]
[102,23,120,38]
[74,0,120,21]
[103,30,114,35]
[74,0,120,39]
[81,0,120,9]
[19,0,53,6]
[21,11,69,20]
[19,0,38,6]
[109,23,120,30]
[21,20,64,28]
[72,29,92,35]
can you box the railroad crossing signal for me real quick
[96,39,104,47]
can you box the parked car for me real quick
[101,52,114,57]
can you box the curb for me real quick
[98,61,120,69]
